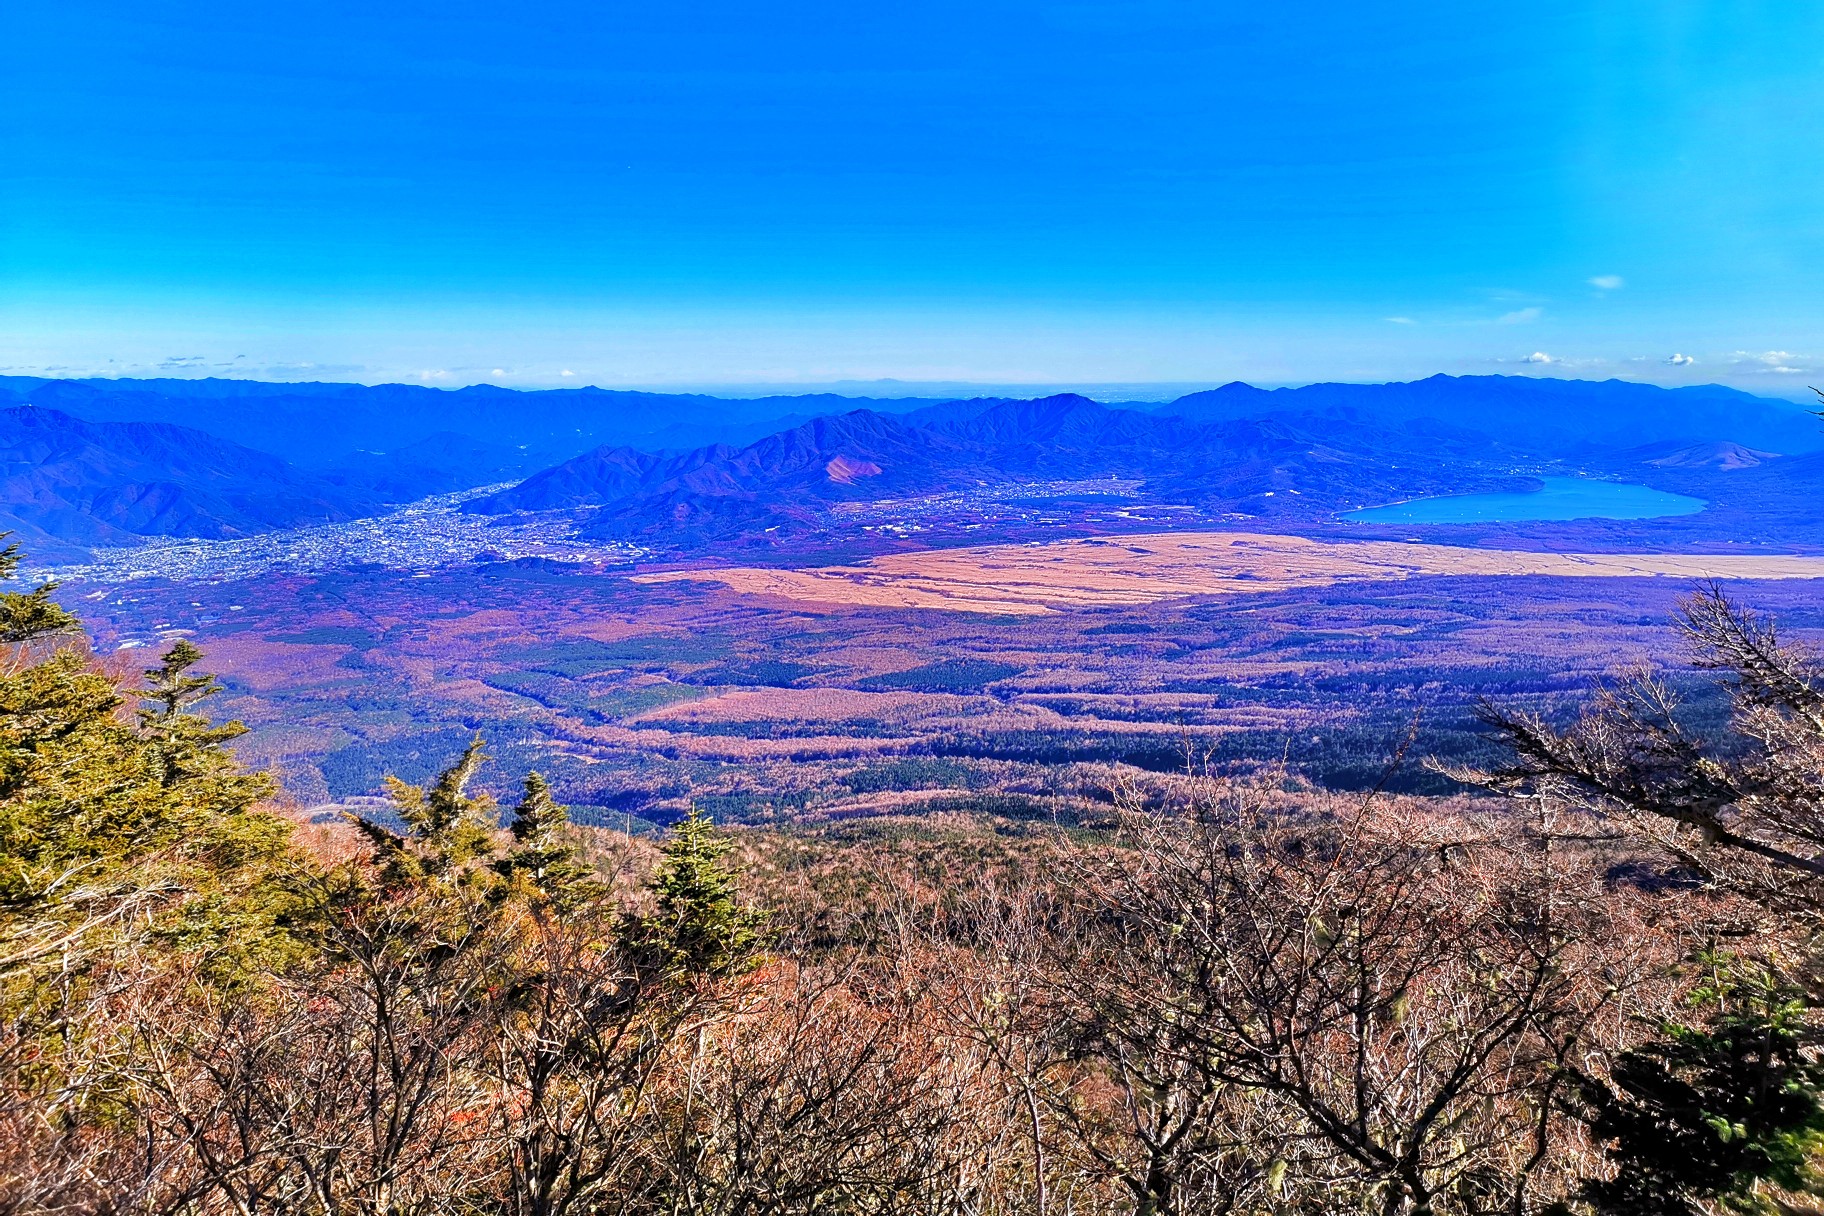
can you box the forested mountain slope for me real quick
[0,407,376,554]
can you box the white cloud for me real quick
[1522,351,1555,364]
[1667,353,1696,366]
[1384,316,1415,325]
[416,369,452,381]
[1499,307,1543,324]
[1588,274,1625,291]
[1732,350,1812,374]
[491,368,505,376]
[560,369,577,377]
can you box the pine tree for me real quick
[358,735,500,894]
[496,771,600,911]
[636,807,763,977]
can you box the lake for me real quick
[1344,477,1707,525]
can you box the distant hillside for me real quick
[1161,374,1824,455]
[320,432,533,499]
[1632,440,1781,470]
[0,376,957,472]
[461,392,1525,544]
[465,409,983,522]
[9,373,1820,559]
[0,407,375,552]
[9,370,1809,468]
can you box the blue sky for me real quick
[4,1,1822,392]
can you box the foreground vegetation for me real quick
[7,538,1824,1214]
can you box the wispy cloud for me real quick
[1732,350,1812,374]
[1384,316,1415,325]
[1588,274,1624,291]
[1499,307,1543,324]
[560,369,577,377]
[259,362,364,377]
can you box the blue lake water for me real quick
[1344,477,1707,525]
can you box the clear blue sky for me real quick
[4,1,1821,392]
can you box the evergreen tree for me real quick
[358,735,500,894]
[635,807,762,977]
[137,638,253,789]
[1,617,298,988]
[1577,960,1824,1216]
[496,771,600,911]
[0,536,77,645]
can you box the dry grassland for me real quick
[634,532,1824,614]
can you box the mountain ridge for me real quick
[0,406,378,553]
[1162,374,1819,453]
[458,390,1533,543]
[12,373,1823,556]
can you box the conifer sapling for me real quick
[497,771,600,911]
[360,734,500,892]
[638,807,763,977]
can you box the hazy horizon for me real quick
[5,369,1820,408]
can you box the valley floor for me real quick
[636,529,1824,614]
[56,527,1824,830]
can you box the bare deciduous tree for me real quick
[1472,584,1824,906]
[1061,778,1672,1215]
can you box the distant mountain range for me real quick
[0,376,958,471]
[459,378,1824,548]
[3,373,1819,558]
[461,392,1515,544]
[0,407,377,558]
[1164,375,1819,454]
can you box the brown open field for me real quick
[634,531,1824,614]
[65,550,1824,825]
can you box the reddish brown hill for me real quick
[1644,441,1780,470]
